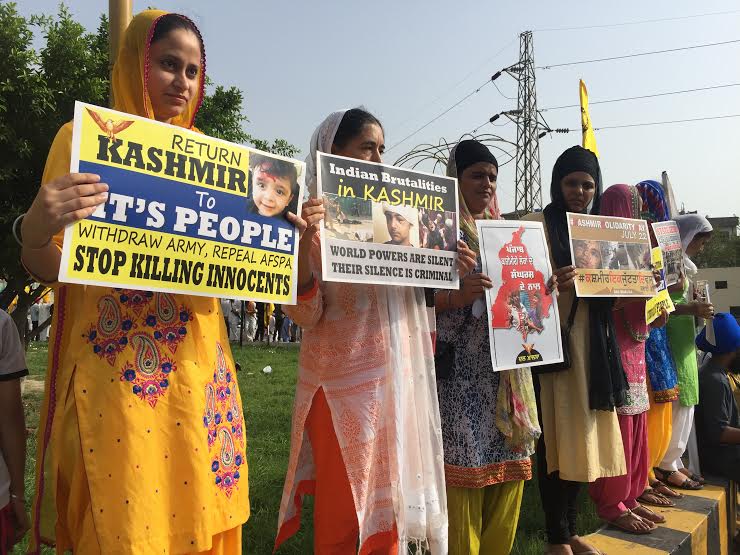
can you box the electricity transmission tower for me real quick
[505,31,543,214]
[395,31,545,218]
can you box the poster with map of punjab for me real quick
[477,220,563,372]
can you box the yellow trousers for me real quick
[646,395,672,484]
[447,480,524,555]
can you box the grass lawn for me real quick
[17,341,600,554]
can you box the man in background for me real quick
[695,313,740,483]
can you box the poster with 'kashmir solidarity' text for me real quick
[567,212,655,298]
[317,151,460,289]
[59,101,304,304]
[477,220,563,371]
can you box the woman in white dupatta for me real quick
[276,108,476,554]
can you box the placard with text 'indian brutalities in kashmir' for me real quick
[59,101,305,304]
[317,151,460,289]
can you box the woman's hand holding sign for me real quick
[289,198,325,242]
[553,265,576,291]
[293,198,326,295]
[21,172,109,282]
[459,273,493,307]
[456,240,477,277]
[23,173,109,248]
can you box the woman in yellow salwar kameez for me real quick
[22,11,249,554]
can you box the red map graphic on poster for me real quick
[491,227,552,341]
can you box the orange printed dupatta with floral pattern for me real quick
[29,11,248,554]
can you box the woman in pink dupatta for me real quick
[588,184,669,534]
[275,108,476,554]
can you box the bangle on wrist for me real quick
[14,213,52,250]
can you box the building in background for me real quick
[696,267,740,320]
[707,216,740,239]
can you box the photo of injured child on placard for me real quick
[246,153,301,221]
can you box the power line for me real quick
[467,117,511,135]
[386,78,493,153]
[540,83,740,111]
[390,37,518,135]
[533,9,740,32]
[595,113,740,130]
[538,38,740,69]
[548,113,740,133]
[493,80,516,100]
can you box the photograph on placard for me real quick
[567,212,655,297]
[316,151,460,289]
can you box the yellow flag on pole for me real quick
[579,79,600,158]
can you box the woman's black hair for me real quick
[333,108,383,149]
[151,13,200,44]
[694,230,713,241]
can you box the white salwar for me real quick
[659,403,694,472]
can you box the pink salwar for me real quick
[589,412,649,521]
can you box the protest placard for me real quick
[645,247,675,324]
[59,101,304,303]
[477,220,562,371]
[567,212,655,297]
[651,220,684,286]
[317,152,460,288]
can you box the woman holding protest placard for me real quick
[276,109,477,554]
[433,139,548,555]
[633,180,683,508]
[588,184,670,534]
[18,11,266,553]
[655,214,714,490]
[522,146,627,554]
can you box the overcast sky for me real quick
[19,0,740,217]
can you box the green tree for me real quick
[196,79,298,158]
[0,2,298,343]
[694,233,740,269]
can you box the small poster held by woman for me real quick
[477,219,563,371]
[567,212,655,297]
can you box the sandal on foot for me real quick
[678,467,705,484]
[544,546,574,555]
[569,535,607,555]
[651,479,683,499]
[633,505,667,524]
[607,510,656,534]
[654,468,703,490]
[638,488,676,508]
